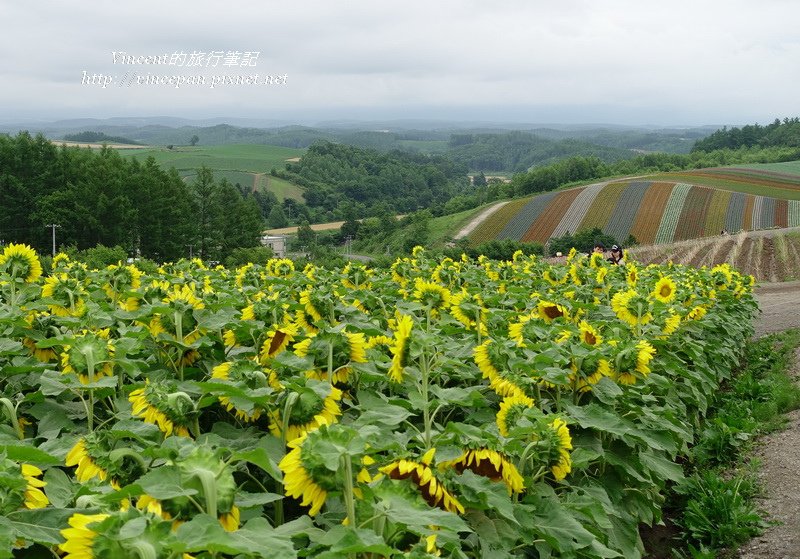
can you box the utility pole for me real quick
[45,224,60,256]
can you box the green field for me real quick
[119,144,304,173]
[118,144,305,201]
[261,174,305,202]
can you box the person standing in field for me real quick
[608,244,625,265]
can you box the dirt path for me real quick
[752,281,800,337]
[735,283,800,558]
[453,201,509,240]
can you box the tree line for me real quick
[0,132,263,262]
[691,117,800,152]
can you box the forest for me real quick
[0,132,263,262]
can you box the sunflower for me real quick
[60,329,115,384]
[615,339,657,385]
[294,329,368,384]
[41,273,87,317]
[611,289,653,327]
[542,267,569,286]
[259,322,299,362]
[380,449,464,514]
[299,288,325,323]
[537,300,570,323]
[412,278,452,312]
[449,291,487,334]
[572,357,612,393]
[432,257,462,287]
[0,243,42,283]
[660,310,682,337]
[138,445,240,533]
[234,262,259,288]
[65,437,109,484]
[102,262,143,311]
[439,448,524,494]
[267,258,296,278]
[22,311,59,362]
[211,360,272,422]
[651,276,677,304]
[268,383,343,443]
[0,459,49,512]
[21,464,49,509]
[279,432,335,516]
[578,320,602,346]
[496,393,535,437]
[626,263,639,286]
[635,340,656,376]
[548,418,573,481]
[341,261,373,290]
[129,380,193,438]
[473,339,525,398]
[685,305,707,321]
[58,513,110,558]
[389,313,414,383]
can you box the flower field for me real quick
[468,180,800,247]
[0,243,758,558]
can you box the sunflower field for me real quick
[0,242,756,558]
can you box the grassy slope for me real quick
[118,144,306,202]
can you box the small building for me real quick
[261,234,287,258]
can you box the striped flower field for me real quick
[468,180,800,246]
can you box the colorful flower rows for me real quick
[0,242,757,558]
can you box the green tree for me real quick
[267,205,289,228]
[189,135,199,146]
[190,166,222,259]
[297,220,316,246]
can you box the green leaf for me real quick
[174,514,296,558]
[235,491,284,507]
[565,403,634,439]
[371,484,470,533]
[43,467,74,508]
[0,444,60,465]
[317,525,393,555]
[638,449,684,484]
[0,338,24,355]
[453,470,518,524]
[136,467,198,500]
[3,508,80,545]
[354,402,412,427]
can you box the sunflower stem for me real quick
[327,341,334,385]
[276,392,299,526]
[476,307,483,346]
[0,398,23,439]
[108,448,149,471]
[421,348,431,450]
[196,467,219,520]
[174,311,184,381]
[342,454,357,533]
[128,540,157,559]
[85,347,96,432]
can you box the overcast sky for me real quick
[1,0,798,126]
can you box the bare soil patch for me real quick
[752,281,800,337]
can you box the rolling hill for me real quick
[467,170,800,247]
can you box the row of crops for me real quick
[0,243,756,558]
[469,180,800,246]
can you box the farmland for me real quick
[629,228,800,283]
[117,144,306,201]
[467,178,800,247]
